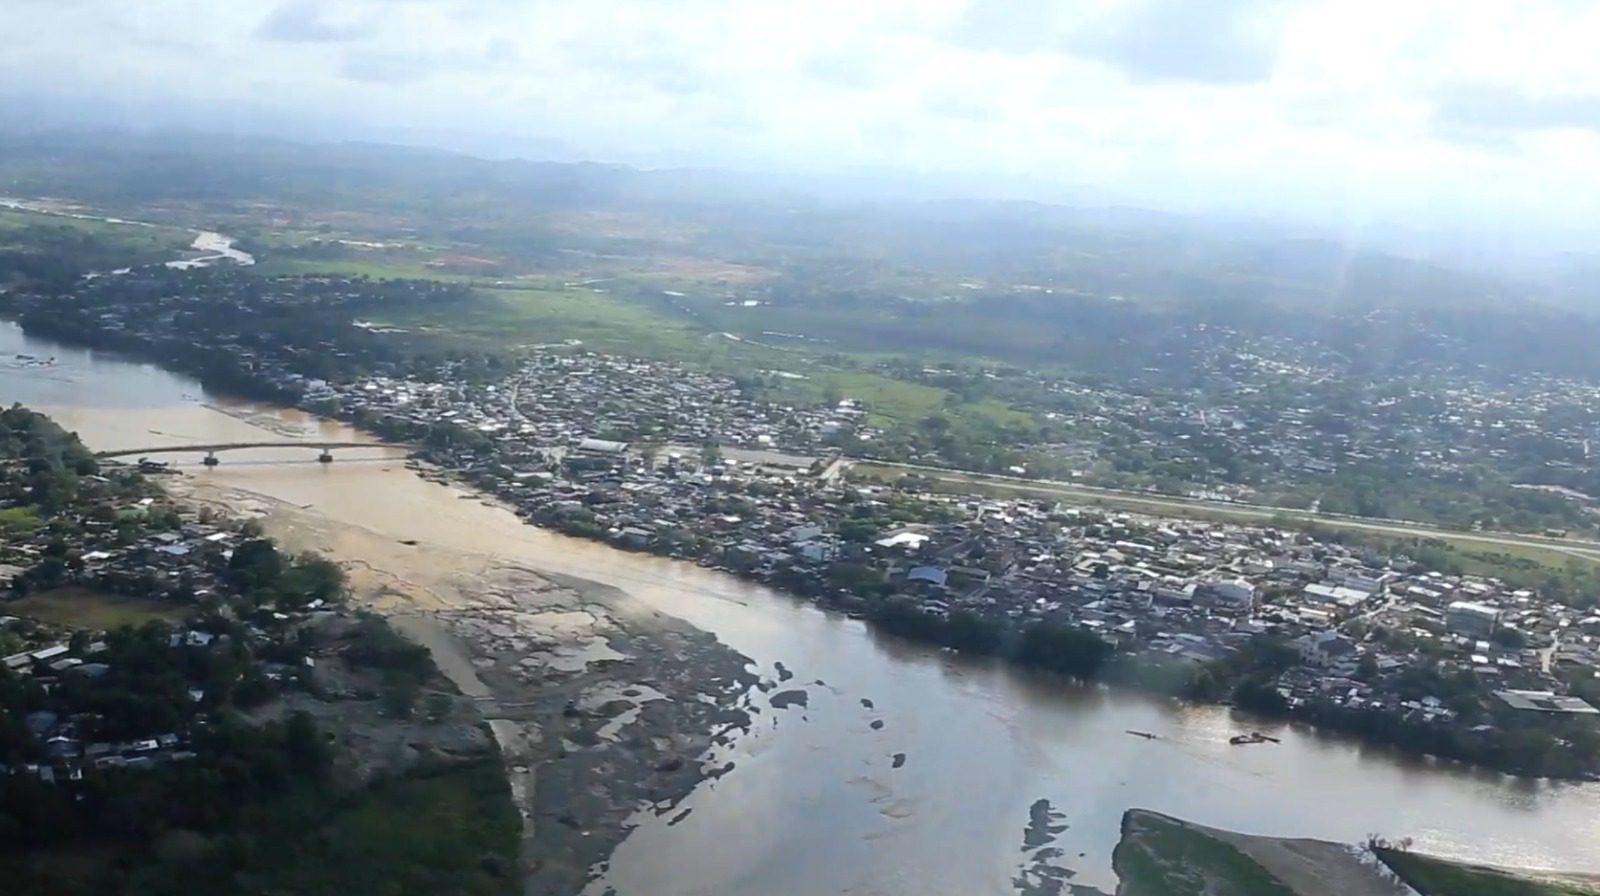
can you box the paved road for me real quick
[507,374,531,425]
[856,459,1600,564]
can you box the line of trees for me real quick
[868,598,1113,680]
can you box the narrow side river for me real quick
[4,319,1600,894]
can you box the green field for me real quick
[253,254,489,282]
[0,208,190,257]
[763,368,1029,428]
[6,587,189,629]
[368,286,1032,431]
[0,505,43,534]
[1377,848,1600,896]
[377,286,711,354]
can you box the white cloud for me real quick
[3,0,1600,231]
[256,0,375,43]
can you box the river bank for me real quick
[0,406,524,894]
[3,291,1584,782]
[362,421,1594,782]
[11,318,1600,894]
[168,475,758,894]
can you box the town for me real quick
[6,268,1600,779]
[308,349,1600,778]
[0,404,347,780]
[15,267,1600,541]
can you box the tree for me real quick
[278,553,345,608]
[229,539,283,591]
[638,443,660,470]
[821,380,843,409]
[382,681,420,718]
[284,711,330,781]
[1492,626,1527,649]
[424,693,453,723]
[1356,654,1380,682]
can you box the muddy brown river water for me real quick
[5,319,1600,894]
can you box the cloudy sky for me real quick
[7,0,1600,233]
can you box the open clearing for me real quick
[252,254,491,282]
[6,586,188,629]
[373,286,710,356]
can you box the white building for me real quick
[1203,578,1257,611]
[1294,630,1357,666]
[1446,601,1500,637]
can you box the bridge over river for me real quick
[95,440,397,464]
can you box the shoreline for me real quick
[160,406,1599,784]
[387,450,1600,784]
[4,309,1593,781]
[165,474,759,893]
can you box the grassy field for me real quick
[0,207,190,256]
[6,586,189,629]
[1377,848,1600,896]
[0,505,43,534]
[762,368,1029,428]
[368,286,1032,431]
[374,285,715,356]
[253,254,491,282]
[1113,810,1296,896]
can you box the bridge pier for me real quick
[318,451,334,464]
[203,452,219,467]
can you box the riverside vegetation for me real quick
[0,407,519,895]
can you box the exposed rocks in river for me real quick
[769,688,809,709]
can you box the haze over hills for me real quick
[0,128,1588,317]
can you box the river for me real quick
[0,195,254,269]
[4,318,1600,894]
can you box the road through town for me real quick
[859,460,1600,564]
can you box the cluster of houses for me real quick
[859,500,1600,724]
[893,342,1600,522]
[0,472,306,785]
[1,610,313,785]
[288,353,1600,729]
[3,700,196,783]
[0,489,242,600]
[319,350,874,454]
[29,272,1600,738]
